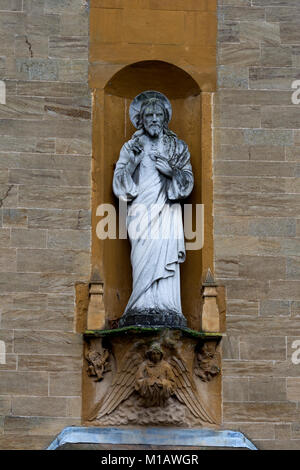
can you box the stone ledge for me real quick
[47,426,257,450]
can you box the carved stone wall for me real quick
[0,0,91,450]
[216,0,300,451]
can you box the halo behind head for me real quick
[129,90,172,129]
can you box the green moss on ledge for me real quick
[84,325,223,340]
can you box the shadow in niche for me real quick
[93,60,204,330]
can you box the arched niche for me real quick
[91,60,213,330]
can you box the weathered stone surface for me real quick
[220,43,260,66]
[249,67,300,90]
[218,66,249,89]
[47,229,90,250]
[240,336,286,360]
[227,299,259,316]
[18,355,82,372]
[49,372,82,396]
[222,335,240,359]
[223,403,299,423]
[0,372,48,396]
[280,23,300,45]
[19,186,90,209]
[229,316,300,336]
[261,45,292,67]
[0,0,22,10]
[260,300,290,317]
[223,6,265,21]
[287,379,300,402]
[214,104,261,128]
[214,215,249,235]
[239,21,280,45]
[1,309,74,332]
[248,218,296,237]
[223,422,275,440]
[223,377,249,402]
[49,36,88,59]
[11,228,47,248]
[248,378,286,402]
[12,397,67,418]
[28,209,90,230]
[13,331,82,356]
[4,416,81,435]
[239,255,286,280]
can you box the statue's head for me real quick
[139,98,168,137]
[129,91,172,136]
[146,343,163,364]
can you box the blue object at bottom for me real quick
[47,426,257,450]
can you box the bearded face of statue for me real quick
[142,102,165,138]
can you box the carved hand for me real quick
[155,158,173,178]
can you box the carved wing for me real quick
[170,356,216,424]
[89,352,142,421]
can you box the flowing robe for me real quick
[113,130,194,322]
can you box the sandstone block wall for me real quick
[0,0,300,451]
[216,0,300,450]
[0,0,91,450]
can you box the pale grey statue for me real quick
[113,91,194,327]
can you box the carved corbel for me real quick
[87,280,106,330]
[201,269,220,332]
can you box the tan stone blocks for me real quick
[260,300,290,317]
[214,104,261,128]
[218,65,248,89]
[4,416,81,435]
[19,186,90,209]
[0,372,48,396]
[220,43,261,66]
[91,0,216,11]
[223,402,299,423]
[18,355,82,372]
[28,209,90,230]
[221,335,240,359]
[227,299,259,316]
[239,22,280,46]
[0,0,22,10]
[229,316,300,336]
[11,397,68,418]
[249,378,286,402]
[281,23,300,45]
[239,255,286,280]
[1,309,74,332]
[49,36,88,60]
[223,377,249,402]
[249,67,300,90]
[45,0,84,14]
[47,229,90,250]
[269,281,300,300]
[223,6,265,21]
[218,89,292,106]
[287,379,300,402]
[249,218,296,237]
[13,331,82,356]
[49,372,81,396]
[261,46,292,67]
[11,228,47,248]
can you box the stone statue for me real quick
[135,343,176,407]
[113,91,194,328]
